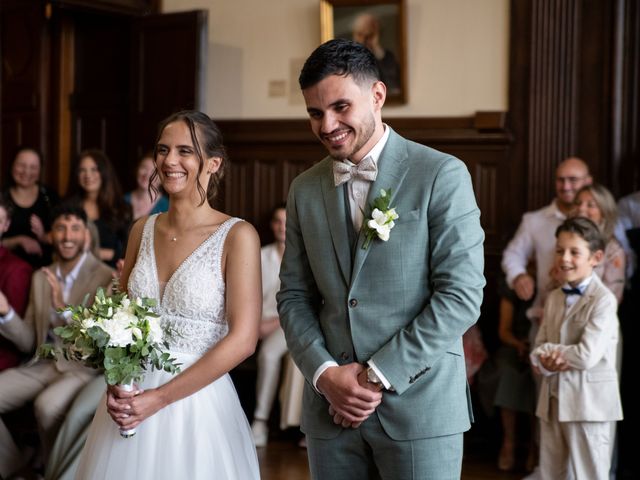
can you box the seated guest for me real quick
[0,196,33,371]
[251,203,304,447]
[1,146,59,268]
[124,152,169,220]
[0,204,113,479]
[66,149,132,267]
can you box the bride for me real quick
[75,111,262,479]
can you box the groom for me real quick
[277,39,485,479]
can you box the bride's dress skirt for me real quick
[75,351,260,480]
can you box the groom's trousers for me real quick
[305,412,463,480]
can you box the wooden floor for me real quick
[257,436,525,480]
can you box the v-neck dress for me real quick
[75,214,259,480]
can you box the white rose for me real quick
[121,298,130,309]
[103,311,137,347]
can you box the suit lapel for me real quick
[68,254,98,306]
[321,162,352,286]
[563,277,600,326]
[351,129,409,285]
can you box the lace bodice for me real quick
[128,214,242,355]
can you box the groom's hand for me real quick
[317,363,383,426]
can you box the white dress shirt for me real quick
[261,243,282,320]
[501,200,567,319]
[49,253,88,338]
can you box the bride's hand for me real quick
[106,384,143,427]
[108,387,168,430]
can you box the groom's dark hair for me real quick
[299,38,380,90]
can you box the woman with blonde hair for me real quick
[574,183,626,302]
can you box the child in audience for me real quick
[531,217,622,480]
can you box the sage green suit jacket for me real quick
[277,128,485,440]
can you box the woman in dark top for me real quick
[0,146,59,268]
[66,149,132,267]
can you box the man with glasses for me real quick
[502,157,592,321]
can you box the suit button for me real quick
[340,352,349,360]
[349,299,358,307]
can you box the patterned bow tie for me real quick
[561,286,583,296]
[333,157,378,186]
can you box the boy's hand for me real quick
[539,351,570,372]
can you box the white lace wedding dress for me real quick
[75,214,260,480]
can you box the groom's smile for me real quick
[303,73,386,163]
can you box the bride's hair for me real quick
[152,110,228,208]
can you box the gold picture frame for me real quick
[320,0,407,104]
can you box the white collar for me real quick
[55,252,88,284]
[562,274,593,295]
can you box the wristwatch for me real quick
[366,366,383,386]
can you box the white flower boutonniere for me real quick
[362,189,399,250]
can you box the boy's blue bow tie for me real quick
[561,286,583,296]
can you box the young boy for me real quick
[530,217,622,480]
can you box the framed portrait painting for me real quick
[320,0,407,104]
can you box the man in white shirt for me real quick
[501,157,592,321]
[0,204,113,478]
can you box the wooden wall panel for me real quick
[0,0,50,185]
[527,0,580,209]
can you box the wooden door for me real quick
[0,0,51,185]
[70,9,206,192]
[127,10,207,189]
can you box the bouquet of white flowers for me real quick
[39,287,180,437]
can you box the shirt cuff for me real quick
[312,360,339,393]
[367,359,393,390]
[0,307,15,324]
[506,269,527,289]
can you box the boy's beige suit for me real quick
[534,274,622,479]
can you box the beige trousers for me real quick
[0,361,93,478]
[539,397,613,480]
